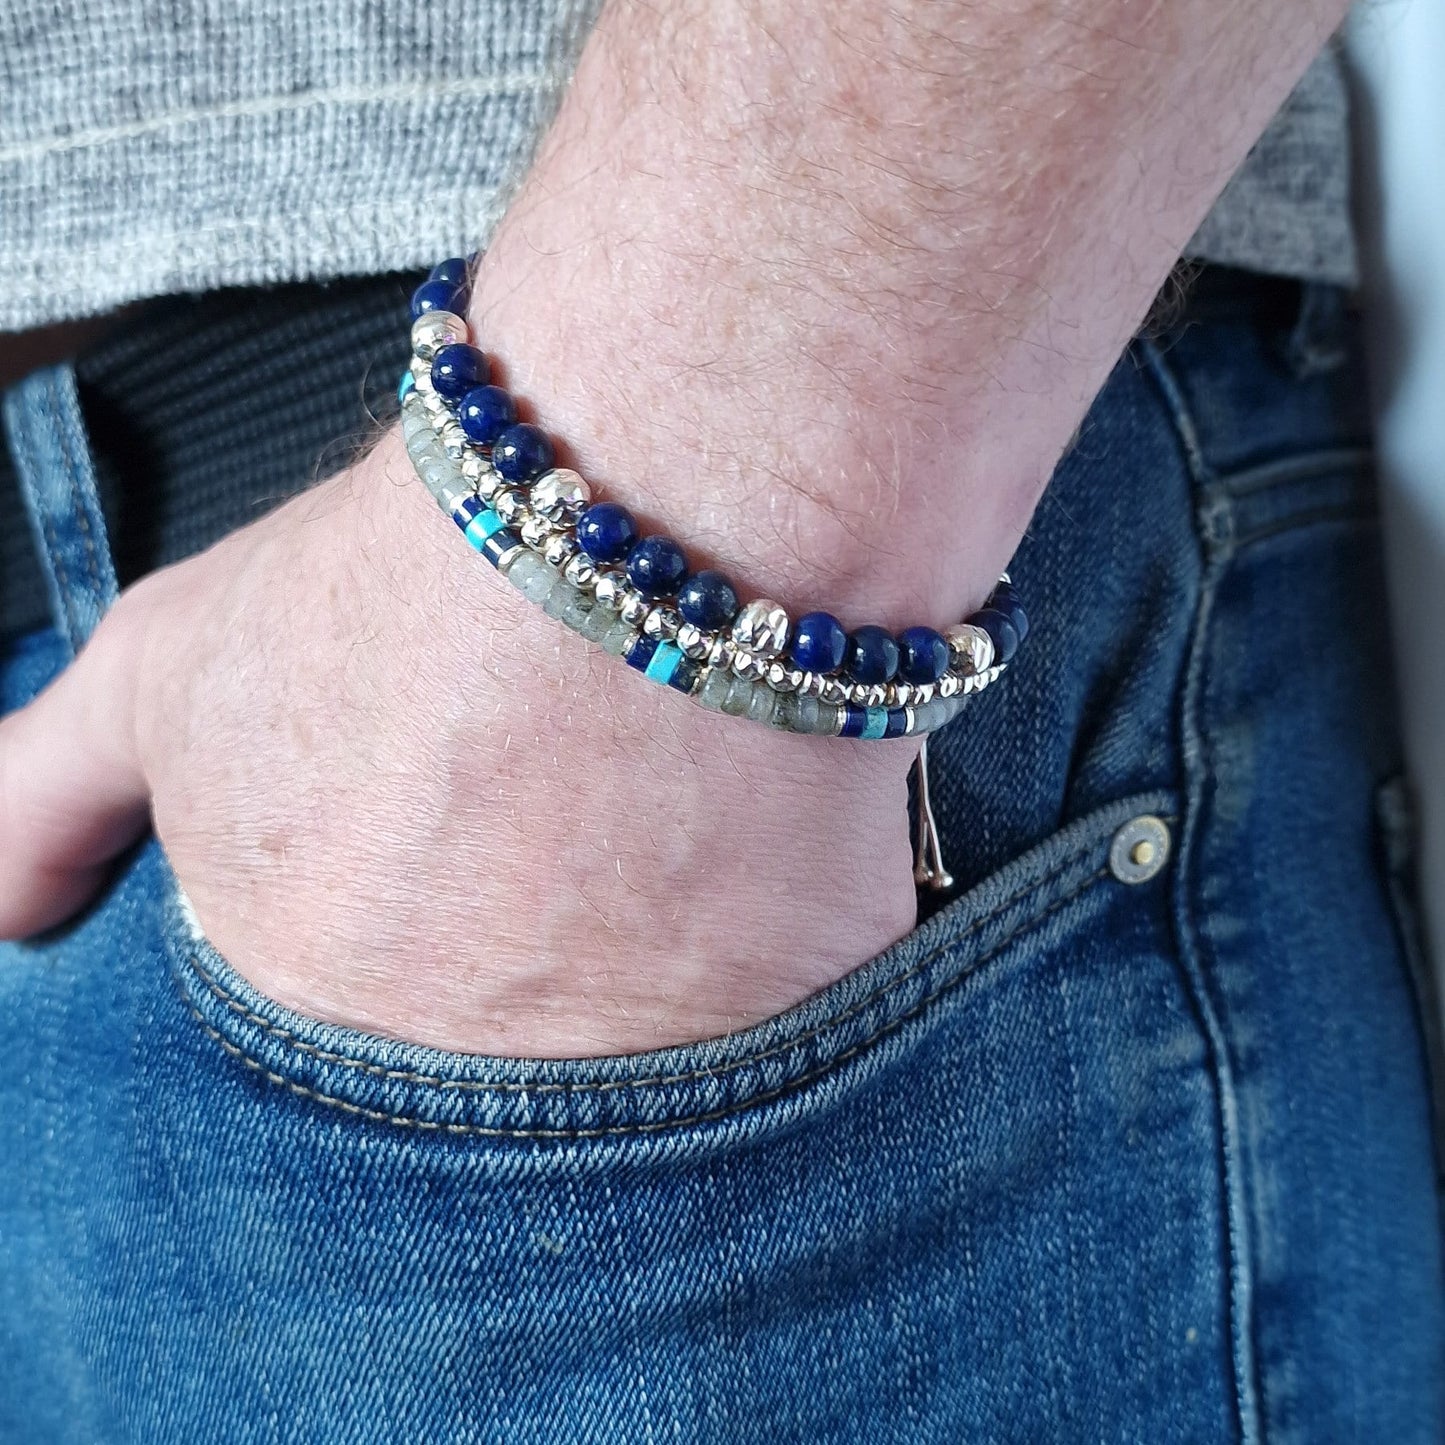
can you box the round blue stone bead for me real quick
[790,611,848,674]
[1005,601,1029,645]
[430,343,490,400]
[410,278,463,321]
[896,626,950,685]
[457,385,517,445]
[428,257,470,288]
[492,423,555,482]
[626,535,689,598]
[677,569,739,630]
[989,583,1029,644]
[845,624,899,685]
[971,608,1020,664]
[577,502,639,562]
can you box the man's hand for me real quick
[0,433,920,1055]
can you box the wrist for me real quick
[464,248,1035,638]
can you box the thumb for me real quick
[0,590,153,938]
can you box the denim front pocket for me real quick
[163,786,1186,1154]
[131,782,1242,1444]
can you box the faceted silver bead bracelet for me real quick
[400,349,1014,738]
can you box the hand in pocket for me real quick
[0,430,920,1057]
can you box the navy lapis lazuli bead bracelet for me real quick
[399,259,1029,740]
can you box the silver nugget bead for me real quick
[730,650,764,680]
[731,599,790,659]
[818,677,849,705]
[937,673,962,698]
[411,366,436,396]
[945,622,995,676]
[520,514,554,549]
[543,533,577,568]
[676,623,711,660]
[564,552,599,589]
[410,311,469,360]
[493,490,527,525]
[593,571,625,609]
[618,590,651,626]
[460,451,492,484]
[765,661,795,692]
[643,606,682,639]
[706,636,733,669]
[529,467,591,519]
[439,421,468,460]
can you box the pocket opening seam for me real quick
[177,815,1153,1097]
[174,863,1114,1139]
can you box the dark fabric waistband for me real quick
[0,264,1359,643]
[0,271,421,639]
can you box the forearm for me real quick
[469,0,1348,623]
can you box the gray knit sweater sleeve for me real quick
[0,3,1352,332]
[1185,45,1356,288]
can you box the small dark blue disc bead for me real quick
[897,626,950,685]
[790,611,848,674]
[430,343,490,399]
[626,535,689,598]
[480,528,522,569]
[625,633,660,671]
[492,423,555,481]
[971,608,1020,664]
[845,624,900,685]
[410,278,463,321]
[669,657,700,693]
[457,385,517,445]
[883,707,911,739]
[576,502,639,562]
[428,257,470,288]
[676,569,739,630]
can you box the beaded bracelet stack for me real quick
[399,258,1029,741]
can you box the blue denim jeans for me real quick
[1,271,1441,1442]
